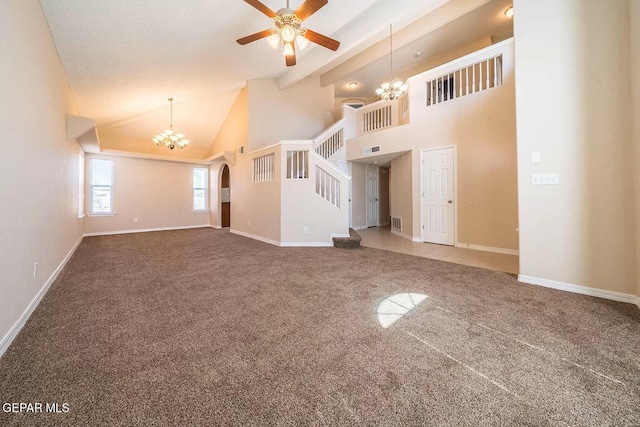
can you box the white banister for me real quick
[315,166,340,208]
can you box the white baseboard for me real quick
[378,222,390,227]
[0,236,84,358]
[331,233,350,238]
[412,237,422,242]
[84,224,210,237]
[209,225,223,230]
[456,242,519,256]
[351,225,368,231]
[519,275,639,308]
[230,229,280,246]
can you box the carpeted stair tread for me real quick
[333,228,361,249]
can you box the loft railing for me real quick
[426,54,502,107]
[355,95,407,137]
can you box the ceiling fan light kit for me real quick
[237,0,340,66]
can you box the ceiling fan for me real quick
[237,0,340,67]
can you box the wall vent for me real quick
[237,145,245,155]
[391,217,402,232]
[363,145,381,156]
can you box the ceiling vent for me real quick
[363,145,381,156]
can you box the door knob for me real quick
[448,200,453,204]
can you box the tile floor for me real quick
[357,226,519,274]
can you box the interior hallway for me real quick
[358,226,519,274]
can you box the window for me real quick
[78,151,85,217]
[90,159,114,214]
[193,168,208,211]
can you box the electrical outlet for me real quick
[133,217,139,223]
[532,173,559,185]
[248,220,251,227]
[304,227,309,234]
[33,262,38,278]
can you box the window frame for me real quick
[89,158,115,215]
[192,167,208,212]
[78,151,85,218]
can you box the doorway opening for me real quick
[221,164,230,228]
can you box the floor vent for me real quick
[391,217,402,231]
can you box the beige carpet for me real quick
[1,228,639,426]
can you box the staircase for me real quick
[333,228,361,249]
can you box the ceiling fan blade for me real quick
[244,0,277,18]
[237,29,272,45]
[294,0,328,21]
[304,29,340,51]
[286,44,296,67]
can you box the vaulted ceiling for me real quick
[40,0,512,155]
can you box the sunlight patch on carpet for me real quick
[377,293,428,328]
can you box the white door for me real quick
[366,165,379,227]
[422,147,455,245]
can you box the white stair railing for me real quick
[315,166,341,208]
[312,118,346,160]
[315,128,343,160]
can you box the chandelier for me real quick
[375,25,408,101]
[152,98,189,150]
[266,1,309,56]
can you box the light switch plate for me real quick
[531,151,540,163]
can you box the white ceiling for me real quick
[39,0,512,155]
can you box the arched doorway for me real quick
[221,164,230,228]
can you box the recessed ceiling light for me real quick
[415,51,423,57]
[505,6,514,18]
[348,81,358,89]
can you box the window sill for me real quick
[88,212,117,217]
[192,209,210,214]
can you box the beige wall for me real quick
[379,167,390,225]
[210,87,249,156]
[514,0,636,296]
[99,133,211,160]
[346,41,518,250]
[631,0,640,299]
[84,154,210,234]
[248,78,335,150]
[230,145,282,243]
[390,154,414,238]
[0,0,84,351]
[350,163,367,229]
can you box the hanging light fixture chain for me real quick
[374,23,408,101]
[389,24,393,80]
